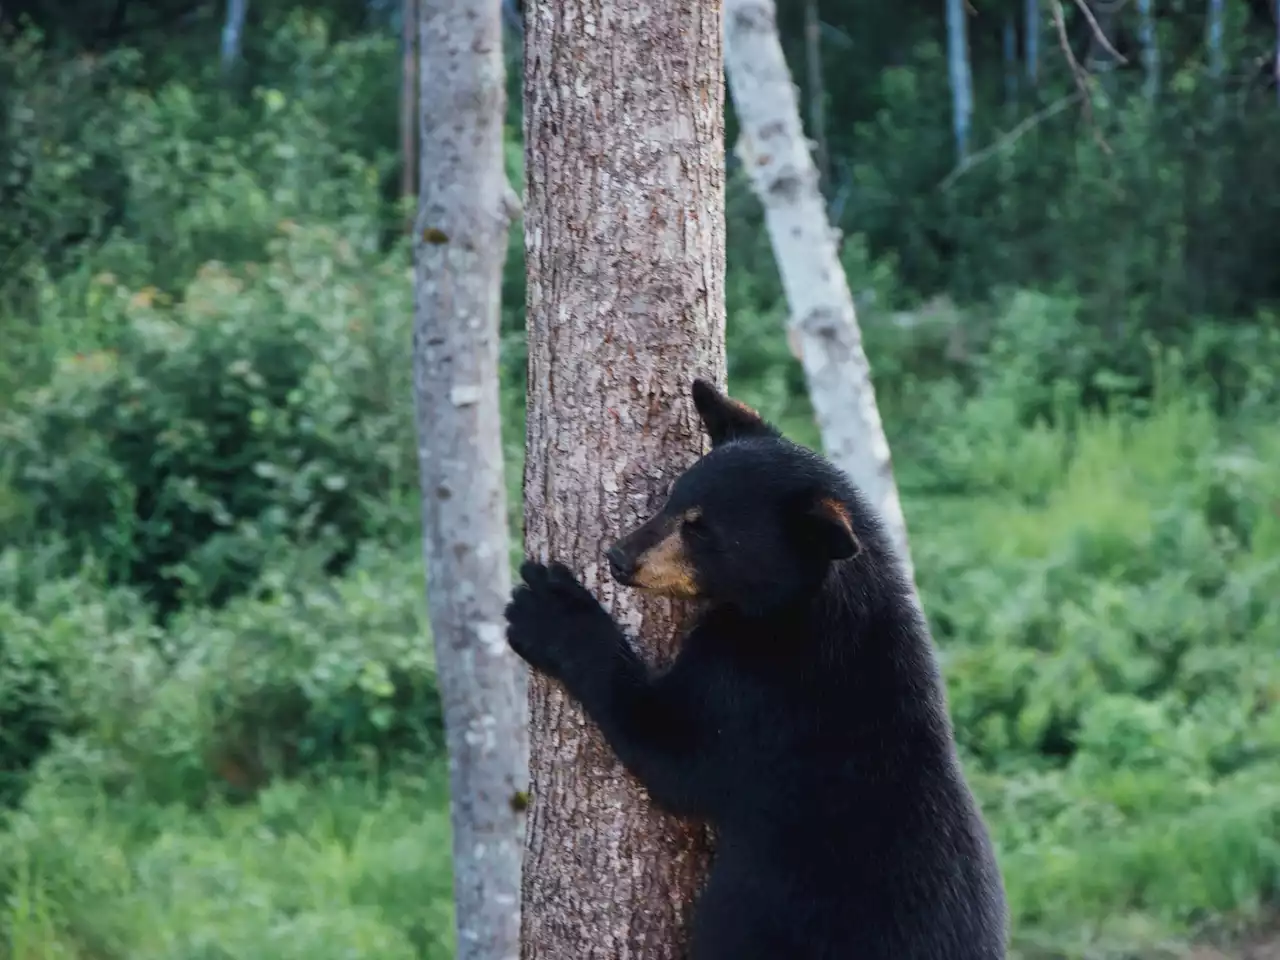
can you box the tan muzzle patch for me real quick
[631,526,700,597]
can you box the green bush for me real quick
[1,224,417,614]
[127,545,442,806]
[0,17,398,398]
[836,35,1280,356]
[0,544,441,809]
[911,396,1280,950]
[0,15,395,286]
[0,550,156,807]
[927,394,1280,771]
[0,770,456,960]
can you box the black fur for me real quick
[506,379,1008,959]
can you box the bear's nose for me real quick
[607,546,635,584]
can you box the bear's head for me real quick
[606,379,862,613]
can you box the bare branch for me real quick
[940,92,1082,190]
[1050,0,1112,154]
[1072,0,1128,65]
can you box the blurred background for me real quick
[1,0,1278,957]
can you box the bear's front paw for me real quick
[505,560,619,680]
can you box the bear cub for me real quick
[505,379,1007,960]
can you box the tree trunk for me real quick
[724,0,917,587]
[414,1,527,958]
[520,0,725,955]
[944,0,974,159]
[1205,0,1224,78]
[219,0,248,75]
[1137,0,1159,99]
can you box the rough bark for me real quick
[520,0,725,956]
[414,1,527,958]
[724,0,917,587]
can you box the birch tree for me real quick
[220,0,248,74]
[945,0,975,159]
[519,0,725,955]
[413,0,526,957]
[724,0,917,585]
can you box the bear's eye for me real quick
[682,512,712,541]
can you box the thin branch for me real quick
[819,22,855,49]
[1072,0,1128,65]
[1050,0,1112,154]
[940,92,1081,189]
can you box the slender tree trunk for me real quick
[1205,0,1224,78]
[220,0,248,75]
[520,0,725,955]
[724,0,917,587]
[1025,0,1040,86]
[414,1,527,958]
[803,0,832,197]
[1137,0,1159,99]
[944,0,974,159]
[401,0,418,232]
[1205,0,1226,117]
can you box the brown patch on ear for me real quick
[632,529,701,597]
[814,497,861,558]
[691,378,779,446]
[816,497,852,531]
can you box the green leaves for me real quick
[913,399,1280,946]
[1,226,417,615]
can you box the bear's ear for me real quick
[691,379,779,447]
[795,494,860,561]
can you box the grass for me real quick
[1,772,456,960]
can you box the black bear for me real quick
[505,379,1007,960]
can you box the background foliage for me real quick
[1,0,1278,957]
